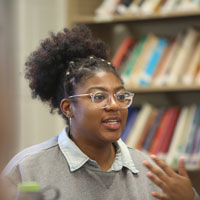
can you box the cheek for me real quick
[74,104,100,124]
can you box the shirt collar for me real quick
[58,126,139,174]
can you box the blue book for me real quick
[185,105,200,155]
[121,107,140,142]
[140,38,168,86]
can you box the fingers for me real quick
[152,191,169,200]
[150,155,175,177]
[146,171,168,191]
[178,157,189,178]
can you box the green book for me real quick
[121,35,148,81]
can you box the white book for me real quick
[182,40,200,85]
[140,0,162,14]
[166,29,199,85]
[95,0,120,17]
[166,106,189,166]
[160,0,178,13]
[126,103,153,148]
[167,105,196,168]
[152,33,184,86]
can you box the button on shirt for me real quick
[58,126,139,174]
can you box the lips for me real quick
[102,117,121,130]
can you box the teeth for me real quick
[106,120,118,124]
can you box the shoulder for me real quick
[127,147,157,171]
[2,136,59,176]
[128,147,151,162]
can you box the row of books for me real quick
[112,28,200,87]
[121,104,200,170]
[95,0,200,18]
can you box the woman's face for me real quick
[70,71,128,146]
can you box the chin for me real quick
[104,131,122,142]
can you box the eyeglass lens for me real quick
[92,92,132,108]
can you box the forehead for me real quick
[76,71,123,93]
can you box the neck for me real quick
[70,133,116,171]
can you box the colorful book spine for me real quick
[170,105,196,168]
[140,38,168,86]
[128,34,158,86]
[135,108,158,150]
[160,107,180,154]
[126,103,153,148]
[182,40,200,85]
[184,106,200,164]
[166,29,199,85]
[121,35,148,85]
[142,108,165,152]
[121,107,140,142]
[112,37,135,70]
[166,106,189,166]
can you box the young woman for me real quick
[2,25,199,200]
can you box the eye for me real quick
[116,91,131,101]
[116,92,126,101]
[93,92,107,102]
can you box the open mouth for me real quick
[102,118,121,130]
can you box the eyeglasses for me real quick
[68,91,134,109]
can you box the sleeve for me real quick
[0,165,22,200]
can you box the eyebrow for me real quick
[87,86,125,92]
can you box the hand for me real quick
[143,155,195,200]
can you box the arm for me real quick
[143,155,200,200]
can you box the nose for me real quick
[105,95,119,110]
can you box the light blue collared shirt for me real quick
[58,126,139,174]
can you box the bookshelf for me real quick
[67,0,200,194]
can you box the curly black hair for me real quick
[25,24,121,121]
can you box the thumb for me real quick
[178,157,189,177]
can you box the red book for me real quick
[111,37,135,70]
[149,107,180,155]
[160,107,180,153]
[149,108,172,155]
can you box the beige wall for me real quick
[0,0,68,168]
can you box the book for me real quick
[127,33,158,86]
[159,107,180,154]
[182,39,200,85]
[184,106,200,165]
[112,37,135,70]
[95,0,120,17]
[151,43,172,85]
[149,107,173,155]
[129,0,146,14]
[135,107,158,150]
[121,106,140,142]
[126,103,153,148]
[122,35,148,86]
[166,29,199,85]
[161,0,180,13]
[139,37,168,86]
[142,108,165,152]
[140,0,163,14]
[168,105,196,168]
[153,33,184,86]
[189,123,200,169]
[116,0,133,14]
[165,106,189,166]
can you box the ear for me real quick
[60,98,73,118]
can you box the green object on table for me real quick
[18,182,40,193]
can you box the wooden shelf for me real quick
[125,84,200,93]
[71,9,200,25]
